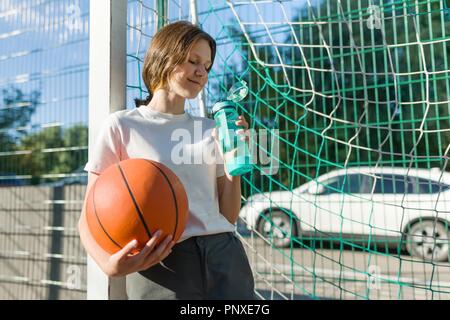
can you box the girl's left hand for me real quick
[235,114,250,143]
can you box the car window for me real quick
[322,173,450,195]
[408,176,450,194]
[320,176,341,194]
[374,174,411,194]
[322,174,372,194]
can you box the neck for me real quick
[147,89,186,115]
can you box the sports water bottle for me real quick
[212,81,253,176]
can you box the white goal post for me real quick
[87,0,127,300]
[87,0,204,300]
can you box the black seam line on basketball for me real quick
[117,163,152,239]
[92,179,122,250]
[146,160,179,240]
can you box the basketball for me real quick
[85,158,189,255]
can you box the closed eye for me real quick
[189,60,211,72]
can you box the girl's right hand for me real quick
[104,230,175,277]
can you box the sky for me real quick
[0,0,310,132]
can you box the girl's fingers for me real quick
[151,234,173,259]
[159,243,175,262]
[236,120,248,129]
[138,230,162,258]
[142,239,175,269]
[115,239,139,261]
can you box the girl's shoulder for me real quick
[106,108,144,127]
[111,108,141,120]
[94,109,145,140]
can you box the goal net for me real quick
[127,0,450,300]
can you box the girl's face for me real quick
[168,39,212,99]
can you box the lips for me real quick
[188,79,201,87]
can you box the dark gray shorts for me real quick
[126,232,256,300]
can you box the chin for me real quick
[185,90,200,99]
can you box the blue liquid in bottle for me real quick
[212,99,253,176]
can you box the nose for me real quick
[195,65,208,78]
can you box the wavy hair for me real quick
[135,21,216,107]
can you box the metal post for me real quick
[88,0,127,300]
[189,0,198,26]
[156,0,168,30]
[189,0,208,117]
[48,186,64,300]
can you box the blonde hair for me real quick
[135,21,216,107]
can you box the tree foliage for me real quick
[214,0,450,195]
[0,86,88,185]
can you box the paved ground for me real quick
[237,230,450,300]
[1,185,448,300]
[0,185,86,299]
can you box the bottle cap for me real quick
[211,80,248,116]
[226,80,248,102]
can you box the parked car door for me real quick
[370,174,409,238]
[314,173,373,235]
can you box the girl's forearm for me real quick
[78,205,113,276]
[218,174,242,224]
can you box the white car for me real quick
[240,167,450,262]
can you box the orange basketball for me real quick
[85,158,189,255]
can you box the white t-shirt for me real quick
[84,106,235,242]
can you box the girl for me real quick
[78,21,256,300]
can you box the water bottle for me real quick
[212,81,253,176]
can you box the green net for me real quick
[222,0,450,300]
[1,0,449,300]
[127,0,450,300]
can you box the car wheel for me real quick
[405,220,450,262]
[257,210,298,248]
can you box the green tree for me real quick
[0,87,39,177]
[283,0,450,179]
[16,125,88,184]
[213,0,450,196]
[60,124,88,173]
